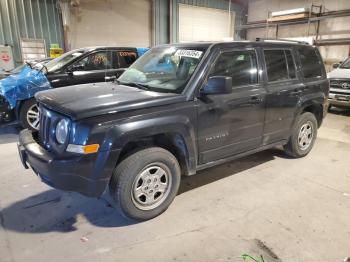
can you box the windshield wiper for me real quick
[39,64,48,74]
[25,62,32,69]
[117,81,151,90]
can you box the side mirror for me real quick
[332,63,340,69]
[201,76,232,95]
[67,64,84,73]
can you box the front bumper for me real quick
[328,93,350,108]
[18,129,119,197]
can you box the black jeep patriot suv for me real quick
[18,40,329,220]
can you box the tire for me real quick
[284,112,318,158]
[19,98,40,131]
[109,147,181,220]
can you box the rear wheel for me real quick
[19,98,40,131]
[109,147,181,220]
[284,112,318,158]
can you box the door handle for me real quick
[290,90,302,95]
[250,96,263,104]
[105,76,116,81]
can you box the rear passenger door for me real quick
[262,48,303,145]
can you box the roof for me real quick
[70,46,142,52]
[156,40,312,50]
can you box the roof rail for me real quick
[255,38,310,45]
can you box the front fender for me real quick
[94,114,197,175]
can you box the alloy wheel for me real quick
[298,121,313,151]
[26,104,40,130]
[131,163,172,210]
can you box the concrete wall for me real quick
[64,0,246,48]
[153,0,246,45]
[247,0,350,70]
[66,0,151,50]
[0,0,64,66]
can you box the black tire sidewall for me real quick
[111,147,181,220]
[19,98,38,130]
[290,112,318,157]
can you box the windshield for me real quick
[44,49,86,73]
[118,46,206,93]
[340,57,350,69]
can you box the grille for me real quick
[329,79,350,89]
[39,105,51,149]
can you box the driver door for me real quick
[66,50,113,85]
[196,48,266,164]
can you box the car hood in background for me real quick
[36,82,184,120]
[0,65,52,109]
[327,68,350,79]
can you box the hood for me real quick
[327,67,350,79]
[0,65,51,108]
[35,82,184,120]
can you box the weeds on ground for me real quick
[240,254,266,262]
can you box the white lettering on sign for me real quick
[175,49,203,59]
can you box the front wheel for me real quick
[109,147,181,220]
[284,112,318,158]
[19,98,40,131]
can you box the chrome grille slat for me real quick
[329,79,350,89]
[39,106,51,149]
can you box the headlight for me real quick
[55,119,69,144]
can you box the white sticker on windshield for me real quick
[175,49,203,59]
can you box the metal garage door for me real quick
[68,0,151,49]
[178,4,235,42]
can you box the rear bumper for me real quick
[18,129,119,197]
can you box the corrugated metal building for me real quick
[0,0,246,67]
[0,0,64,66]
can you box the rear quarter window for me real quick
[298,47,324,79]
[117,51,137,68]
[264,49,296,82]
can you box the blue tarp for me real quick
[137,47,149,57]
[0,65,52,109]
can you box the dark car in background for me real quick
[18,40,329,220]
[0,46,148,130]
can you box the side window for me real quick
[209,50,258,88]
[117,51,137,68]
[264,50,288,82]
[285,50,296,79]
[75,51,112,71]
[264,49,296,82]
[298,47,323,79]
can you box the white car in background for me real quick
[328,57,350,109]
